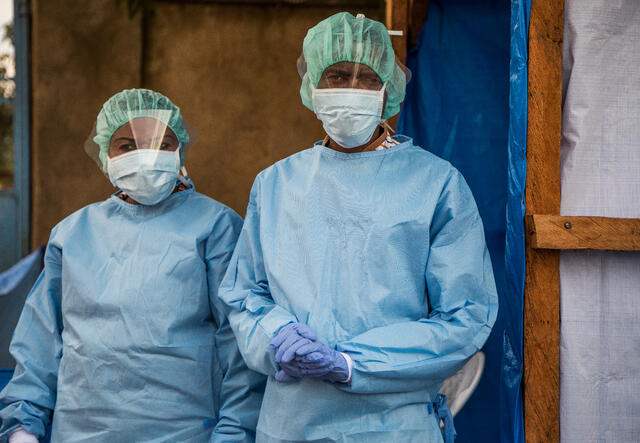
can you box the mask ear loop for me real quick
[175,143,191,188]
[178,168,190,187]
[378,83,395,134]
[382,120,396,134]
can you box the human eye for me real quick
[118,143,136,153]
[332,73,352,87]
[359,74,382,89]
[325,71,341,81]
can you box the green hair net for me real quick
[300,12,407,119]
[93,88,189,172]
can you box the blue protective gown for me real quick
[219,136,498,442]
[0,183,266,443]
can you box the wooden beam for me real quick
[527,215,640,251]
[159,0,380,6]
[385,0,409,64]
[524,0,564,442]
[385,0,429,129]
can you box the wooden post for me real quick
[524,0,564,441]
[385,0,428,129]
[385,0,409,64]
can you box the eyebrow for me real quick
[112,137,135,143]
[163,133,178,141]
[325,67,353,76]
[359,73,381,80]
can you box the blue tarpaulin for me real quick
[0,246,44,368]
[0,247,50,442]
[0,368,51,443]
[0,370,11,394]
[397,0,529,441]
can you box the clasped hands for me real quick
[269,322,350,383]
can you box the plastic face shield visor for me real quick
[85,109,199,177]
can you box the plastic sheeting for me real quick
[0,370,11,395]
[0,369,51,443]
[0,247,49,442]
[397,0,529,441]
[0,247,44,368]
[560,2,640,442]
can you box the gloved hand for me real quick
[9,428,39,443]
[270,322,319,382]
[281,340,350,383]
[270,322,317,363]
[277,355,334,380]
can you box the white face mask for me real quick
[312,85,385,149]
[107,148,181,206]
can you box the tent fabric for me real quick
[0,247,44,368]
[560,2,640,442]
[397,0,529,441]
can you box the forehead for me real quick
[322,61,379,78]
[112,117,176,139]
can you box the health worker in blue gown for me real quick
[219,12,498,443]
[0,89,265,443]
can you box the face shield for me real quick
[84,102,200,206]
[297,55,411,92]
[297,54,412,149]
[84,109,199,179]
[298,12,412,121]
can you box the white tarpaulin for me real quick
[560,2,640,442]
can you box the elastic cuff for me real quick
[9,428,39,443]
[340,352,353,383]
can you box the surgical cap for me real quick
[93,88,189,172]
[300,12,407,119]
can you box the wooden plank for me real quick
[524,0,564,442]
[527,215,640,251]
[159,0,380,6]
[385,0,410,130]
[385,0,409,64]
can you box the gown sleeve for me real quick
[335,169,499,395]
[0,231,64,441]
[218,177,298,377]
[206,208,267,442]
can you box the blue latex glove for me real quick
[277,354,334,381]
[270,322,317,363]
[281,341,350,383]
[270,322,319,383]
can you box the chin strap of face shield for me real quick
[427,394,456,443]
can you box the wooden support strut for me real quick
[385,0,429,129]
[385,0,409,64]
[527,215,640,251]
[524,0,564,442]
